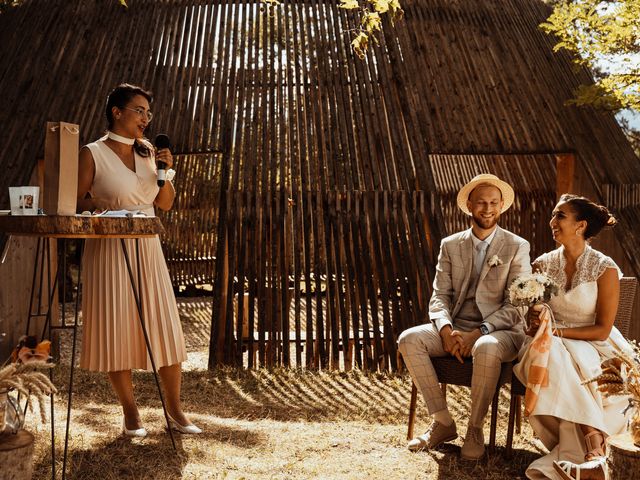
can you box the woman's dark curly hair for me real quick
[105,83,153,157]
[559,193,617,240]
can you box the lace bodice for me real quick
[535,245,620,292]
[534,246,620,327]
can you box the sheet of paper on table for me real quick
[102,210,148,217]
[78,210,150,217]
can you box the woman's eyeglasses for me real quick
[124,107,153,122]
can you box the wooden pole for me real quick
[556,153,575,199]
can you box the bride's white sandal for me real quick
[552,457,606,480]
[553,460,579,480]
[553,429,607,480]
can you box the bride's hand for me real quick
[525,304,543,336]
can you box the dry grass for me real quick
[26,367,547,479]
[23,299,547,479]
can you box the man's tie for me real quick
[475,240,488,275]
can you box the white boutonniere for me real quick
[487,255,503,267]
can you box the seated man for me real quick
[397,174,530,460]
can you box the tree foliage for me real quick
[540,0,640,111]
[339,0,403,58]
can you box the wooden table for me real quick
[0,215,175,480]
[0,214,164,238]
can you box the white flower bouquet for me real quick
[509,273,560,415]
[508,273,560,308]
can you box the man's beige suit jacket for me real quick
[429,226,531,338]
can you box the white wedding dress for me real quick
[513,245,633,480]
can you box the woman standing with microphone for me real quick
[77,83,201,436]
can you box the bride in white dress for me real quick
[513,194,633,480]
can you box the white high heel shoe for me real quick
[122,419,147,438]
[167,414,202,434]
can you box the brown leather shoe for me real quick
[407,421,458,452]
[460,426,485,460]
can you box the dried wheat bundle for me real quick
[0,361,57,423]
[582,340,640,413]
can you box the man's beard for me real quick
[472,213,500,230]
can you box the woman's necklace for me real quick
[107,130,135,145]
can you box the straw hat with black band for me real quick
[456,174,515,216]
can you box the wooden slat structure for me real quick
[1,0,639,367]
[157,152,223,286]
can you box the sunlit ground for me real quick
[25,298,546,479]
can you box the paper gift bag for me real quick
[44,121,79,215]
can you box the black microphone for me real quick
[154,134,171,187]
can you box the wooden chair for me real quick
[405,277,637,456]
[404,355,514,451]
[612,277,638,338]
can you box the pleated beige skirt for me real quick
[80,236,187,372]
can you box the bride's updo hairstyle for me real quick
[559,193,617,240]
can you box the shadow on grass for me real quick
[54,367,416,425]
[33,435,188,480]
[70,408,267,450]
[420,443,540,480]
[52,364,537,468]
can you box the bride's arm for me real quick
[555,267,619,341]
